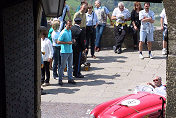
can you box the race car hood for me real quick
[93,92,166,118]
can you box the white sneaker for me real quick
[162,49,167,55]
[149,53,153,59]
[139,54,144,59]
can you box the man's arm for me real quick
[57,41,72,44]
[141,17,154,23]
[160,17,164,30]
[107,14,113,25]
[111,15,117,20]
[147,82,155,88]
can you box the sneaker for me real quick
[139,54,144,59]
[162,49,167,55]
[149,53,153,59]
[113,46,117,53]
[43,82,50,86]
[58,80,63,86]
[68,79,76,84]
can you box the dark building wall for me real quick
[164,0,176,117]
[1,0,41,117]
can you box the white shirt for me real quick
[86,12,98,26]
[51,30,60,46]
[112,7,130,23]
[139,9,155,33]
[41,38,53,61]
[154,85,166,97]
[160,9,167,25]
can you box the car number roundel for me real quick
[121,99,140,106]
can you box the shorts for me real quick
[163,26,168,41]
[140,31,154,42]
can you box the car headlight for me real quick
[89,113,95,118]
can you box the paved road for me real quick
[41,48,166,118]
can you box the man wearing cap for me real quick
[71,18,86,78]
[147,76,166,97]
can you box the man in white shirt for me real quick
[139,2,155,59]
[147,76,166,97]
[111,2,131,54]
[41,29,53,86]
[160,9,168,55]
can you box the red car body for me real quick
[90,92,166,118]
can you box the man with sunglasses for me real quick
[147,76,166,97]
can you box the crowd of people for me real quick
[40,0,168,89]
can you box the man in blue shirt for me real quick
[57,20,76,85]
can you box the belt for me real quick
[116,22,127,26]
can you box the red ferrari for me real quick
[90,86,166,118]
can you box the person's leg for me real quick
[97,25,105,50]
[147,32,154,58]
[90,28,96,57]
[77,52,83,77]
[59,53,68,81]
[58,46,61,75]
[53,46,59,78]
[147,41,152,51]
[95,25,100,49]
[113,26,119,52]
[133,29,138,49]
[162,30,167,55]
[45,61,50,84]
[73,48,79,77]
[86,27,90,55]
[139,31,146,59]
[41,62,45,84]
[118,28,126,53]
[67,53,73,80]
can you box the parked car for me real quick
[90,86,166,118]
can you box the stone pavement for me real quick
[41,48,166,118]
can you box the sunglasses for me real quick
[153,79,159,82]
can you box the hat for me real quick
[74,17,82,22]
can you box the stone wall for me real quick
[164,0,176,117]
[101,25,163,50]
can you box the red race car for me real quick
[90,86,166,118]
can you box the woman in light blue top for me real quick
[85,4,98,58]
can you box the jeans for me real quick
[95,24,105,48]
[59,53,73,80]
[53,46,61,78]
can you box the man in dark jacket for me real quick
[71,18,86,78]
